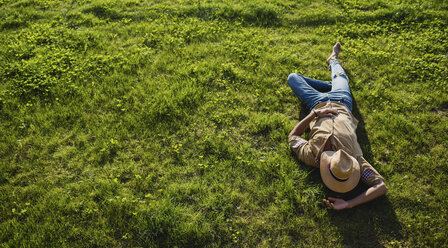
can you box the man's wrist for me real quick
[312,109,318,117]
[346,200,354,209]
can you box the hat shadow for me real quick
[295,72,403,247]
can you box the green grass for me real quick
[1,0,447,247]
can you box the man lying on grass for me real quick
[287,42,387,210]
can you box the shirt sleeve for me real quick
[288,135,318,168]
[357,157,385,186]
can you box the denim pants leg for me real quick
[328,60,353,111]
[287,73,331,110]
[288,59,353,111]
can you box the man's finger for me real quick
[329,110,339,114]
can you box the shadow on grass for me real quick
[327,192,403,247]
[294,71,403,247]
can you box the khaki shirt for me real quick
[289,101,384,186]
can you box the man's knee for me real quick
[287,73,303,85]
[333,72,348,81]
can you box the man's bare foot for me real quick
[327,42,341,64]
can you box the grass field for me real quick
[1,0,447,247]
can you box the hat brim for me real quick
[320,151,360,193]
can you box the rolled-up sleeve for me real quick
[289,135,318,168]
[358,157,385,186]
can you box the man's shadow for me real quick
[295,72,403,247]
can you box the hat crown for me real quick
[320,149,361,193]
[330,150,354,180]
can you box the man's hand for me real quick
[323,197,349,210]
[288,108,339,138]
[315,109,339,118]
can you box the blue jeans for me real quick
[287,60,353,111]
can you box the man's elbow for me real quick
[288,129,296,139]
[288,132,293,139]
[378,181,388,195]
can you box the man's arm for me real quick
[323,181,388,210]
[288,109,339,138]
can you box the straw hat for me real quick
[320,149,360,193]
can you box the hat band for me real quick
[328,162,349,182]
